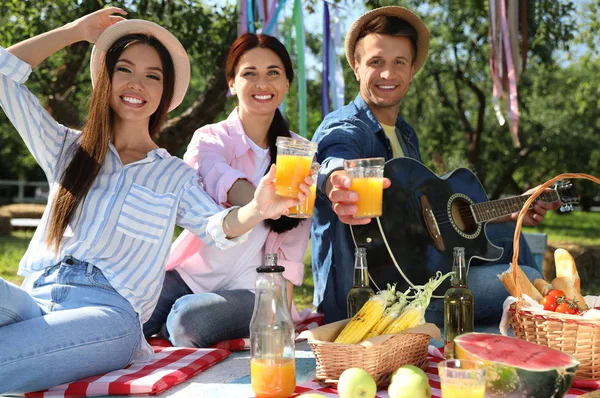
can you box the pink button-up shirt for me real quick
[166,108,311,286]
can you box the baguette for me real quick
[498,264,543,301]
[533,278,552,297]
[551,276,586,308]
[554,248,581,293]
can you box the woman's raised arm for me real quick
[7,7,126,68]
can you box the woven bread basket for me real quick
[308,332,430,387]
[508,173,600,380]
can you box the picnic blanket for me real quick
[24,346,229,397]
[291,349,594,397]
[25,312,324,397]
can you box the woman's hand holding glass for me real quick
[253,164,313,220]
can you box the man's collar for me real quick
[352,93,412,139]
[352,93,383,134]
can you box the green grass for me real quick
[523,211,600,245]
[1,211,597,309]
[0,230,32,285]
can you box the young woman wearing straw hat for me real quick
[0,8,311,393]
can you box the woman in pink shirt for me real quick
[143,33,311,347]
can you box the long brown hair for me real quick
[46,34,175,250]
[226,33,302,233]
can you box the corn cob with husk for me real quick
[363,288,411,339]
[334,285,397,344]
[383,271,453,334]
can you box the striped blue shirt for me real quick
[0,46,248,362]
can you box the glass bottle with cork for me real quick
[347,247,375,318]
[249,253,296,398]
[443,247,474,359]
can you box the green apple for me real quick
[388,365,431,398]
[337,368,377,398]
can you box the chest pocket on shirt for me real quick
[116,184,176,244]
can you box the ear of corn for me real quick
[363,300,407,339]
[334,287,396,344]
[382,271,453,335]
[382,304,426,334]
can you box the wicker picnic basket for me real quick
[508,173,600,380]
[308,332,430,387]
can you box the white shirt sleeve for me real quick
[0,46,69,183]
[176,177,250,250]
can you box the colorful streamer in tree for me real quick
[488,0,528,148]
[322,2,331,117]
[291,0,307,137]
[322,2,345,118]
[331,6,345,111]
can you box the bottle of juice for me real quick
[443,247,474,359]
[347,247,375,318]
[250,253,296,398]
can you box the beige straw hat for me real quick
[345,6,430,74]
[90,19,190,112]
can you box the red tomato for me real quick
[555,303,578,314]
[540,296,558,311]
[546,289,565,299]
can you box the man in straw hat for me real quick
[311,6,558,324]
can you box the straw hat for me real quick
[90,19,190,112]
[345,6,430,74]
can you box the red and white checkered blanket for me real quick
[27,310,596,398]
[26,312,324,397]
[25,346,229,397]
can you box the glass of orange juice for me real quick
[344,157,385,218]
[250,357,296,398]
[275,137,317,198]
[288,162,318,218]
[439,359,486,398]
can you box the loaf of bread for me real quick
[498,264,543,301]
[533,278,552,297]
[554,248,581,293]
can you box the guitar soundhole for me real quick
[450,198,477,234]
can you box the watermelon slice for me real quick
[454,333,579,398]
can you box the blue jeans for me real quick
[143,270,255,348]
[0,257,141,394]
[425,222,542,326]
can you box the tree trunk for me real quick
[153,26,237,154]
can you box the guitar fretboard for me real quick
[472,191,559,223]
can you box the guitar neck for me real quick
[472,191,559,223]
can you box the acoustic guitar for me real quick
[350,157,579,296]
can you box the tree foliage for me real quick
[0,0,598,207]
[360,0,599,205]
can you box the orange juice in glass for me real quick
[250,358,296,398]
[344,158,385,218]
[275,137,317,198]
[439,359,486,398]
[288,162,318,218]
[441,379,485,398]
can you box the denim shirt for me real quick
[311,93,422,311]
